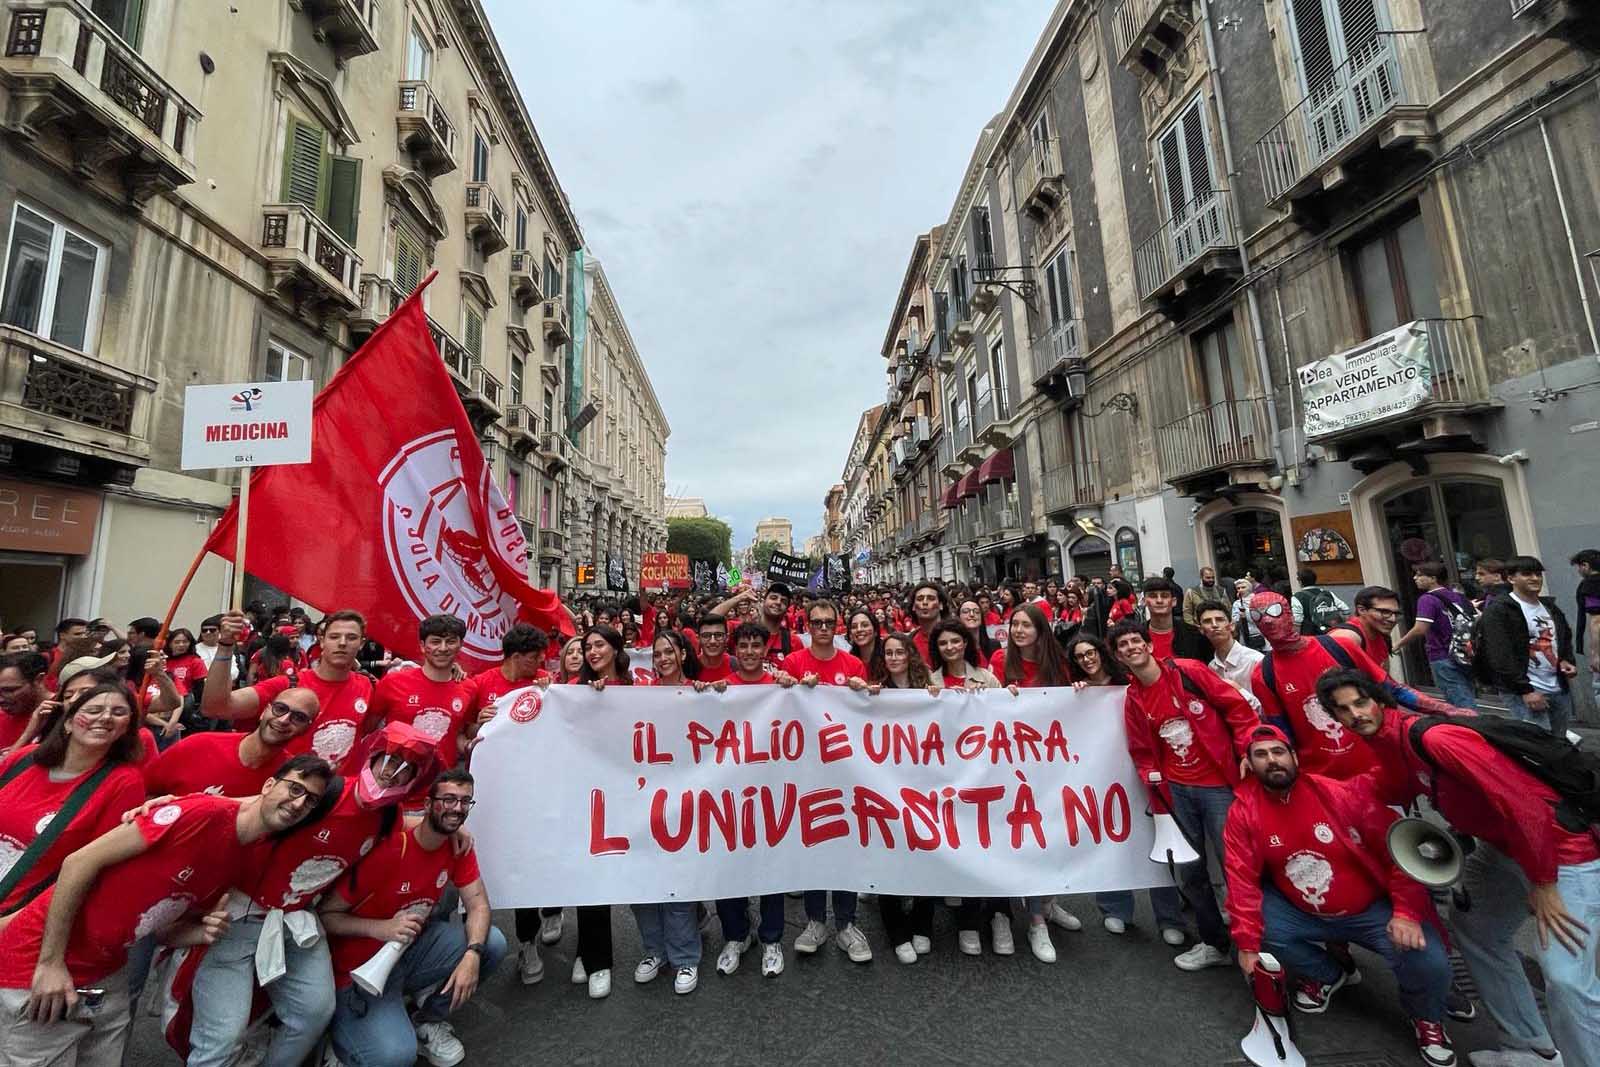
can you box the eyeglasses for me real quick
[1364,607,1400,619]
[1073,649,1099,662]
[266,701,315,727]
[807,617,837,628]
[431,795,476,810]
[75,703,133,721]
[277,779,324,803]
[1247,603,1286,623]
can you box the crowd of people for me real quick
[0,549,1596,1067]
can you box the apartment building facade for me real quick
[844,0,1599,691]
[0,0,666,628]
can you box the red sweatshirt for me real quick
[1123,658,1259,797]
[1366,709,1599,885]
[1250,633,1383,780]
[1224,772,1437,953]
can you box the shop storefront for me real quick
[1197,496,1292,587]
[0,475,101,633]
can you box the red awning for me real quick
[940,480,962,509]
[977,448,1015,485]
[956,469,982,500]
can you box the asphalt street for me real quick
[123,891,1521,1067]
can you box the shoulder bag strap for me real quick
[0,760,119,915]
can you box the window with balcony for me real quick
[1156,97,1217,240]
[471,130,490,184]
[1347,208,1440,335]
[948,381,966,434]
[1194,317,1248,408]
[1287,0,1382,101]
[509,353,524,407]
[265,340,310,382]
[514,206,528,250]
[281,116,361,244]
[507,468,520,513]
[1,204,107,353]
[406,19,433,81]
[543,254,562,300]
[988,335,1009,418]
[972,360,991,420]
[91,0,143,47]
[933,291,949,351]
[974,205,997,274]
[541,486,553,527]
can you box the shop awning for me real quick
[976,448,1015,485]
[956,469,982,500]
[940,479,962,509]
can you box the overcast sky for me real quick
[489,0,1046,548]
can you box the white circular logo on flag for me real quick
[152,804,182,827]
[378,430,524,662]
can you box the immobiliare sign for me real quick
[1297,320,1434,438]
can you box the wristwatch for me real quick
[465,942,487,957]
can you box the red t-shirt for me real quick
[463,666,549,719]
[0,747,147,913]
[1124,671,1230,788]
[725,672,775,686]
[144,732,281,799]
[370,670,471,768]
[239,779,386,911]
[1149,627,1175,661]
[253,670,374,771]
[1029,598,1055,622]
[1249,635,1381,780]
[0,711,30,751]
[778,647,865,687]
[327,826,481,987]
[910,628,936,668]
[988,648,1039,687]
[697,654,734,684]
[165,654,207,697]
[1256,783,1384,917]
[0,794,258,987]
[762,627,803,668]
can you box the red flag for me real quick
[204,276,573,669]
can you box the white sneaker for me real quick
[1103,916,1127,935]
[1045,902,1082,931]
[894,941,918,964]
[794,919,829,954]
[1468,1051,1565,1067]
[1027,923,1057,963]
[569,956,586,984]
[760,942,784,977]
[414,1022,465,1067]
[836,923,872,963]
[716,936,749,975]
[990,914,1015,956]
[540,911,564,945]
[1161,927,1187,946]
[587,968,611,999]
[911,934,931,955]
[1173,943,1231,971]
[633,956,662,984]
[958,929,982,955]
[673,966,698,995]
[517,941,544,985]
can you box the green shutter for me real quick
[326,156,362,244]
[465,309,483,360]
[281,117,327,211]
[394,228,423,295]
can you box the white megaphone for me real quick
[1149,811,1200,867]
[350,940,405,997]
[1240,953,1306,1067]
[1387,817,1464,888]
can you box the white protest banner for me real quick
[1297,320,1434,438]
[180,379,313,470]
[471,684,1174,906]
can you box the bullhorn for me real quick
[1149,811,1200,867]
[1387,817,1463,888]
[1240,953,1306,1067]
[350,940,405,997]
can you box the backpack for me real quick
[1295,588,1346,636]
[1407,716,1600,833]
[1437,595,1477,668]
[1258,634,1357,704]
[1468,602,1501,686]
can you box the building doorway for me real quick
[1207,507,1289,587]
[0,553,67,634]
[1067,535,1112,581]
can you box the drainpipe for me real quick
[1538,116,1600,357]
[1197,0,1289,472]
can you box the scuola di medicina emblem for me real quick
[380,430,528,661]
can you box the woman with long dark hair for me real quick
[928,620,999,690]
[1107,578,1138,625]
[1052,587,1086,647]
[566,626,629,998]
[1065,635,1127,687]
[0,683,147,915]
[868,633,939,963]
[845,609,886,682]
[957,599,1000,663]
[647,630,701,687]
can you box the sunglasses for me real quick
[266,701,315,727]
[808,617,837,627]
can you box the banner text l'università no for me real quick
[471,685,1177,906]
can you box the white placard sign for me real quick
[1297,320,1434,438]
[181,379,313,470]
[471,683,1173,906]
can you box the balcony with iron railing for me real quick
[426,316,472,385]
[396,79,458,179]
[0,325,157,465]
[509,250,543,309]
[350,275,400,342]
[539,528,566,558]
[296,0,379,60]
[259,203,362,314]
[1508,0,1596,42]
[3,1,200,206]
[1134,189,1240,306]
[1300,317,1496,446]
[464,182,508,256]
[538,430,569,469]
[505,403,539,452]
[1013,137,1065,219]
[1157,396,1274,485]
[1031,317,1084,393]
[1041,458,1104,514]
[1111,0,1196,73]
[541,299,570,345]
[1253,33,1434,208]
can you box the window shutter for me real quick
[1045,258,1063,326]
[1158,126,1185,220]
[465,308,483,360]
[281,117,327,211]
[1290,0,1336,91]
[1336,0,1380,60]
[394,227,423,296]
[1181,104,1213,201]
[326,156,362,245]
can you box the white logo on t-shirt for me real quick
[151,804,182,827]
[33,812,57,835]
[1286,851,1334,909]
[1313,822,1335,844]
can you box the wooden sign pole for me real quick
[231,466,251,610]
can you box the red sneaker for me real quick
[1413,1019,1456,1066]
[1291,971,1346,1013]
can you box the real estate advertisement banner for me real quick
[1297,321,1433,437]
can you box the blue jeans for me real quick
[1260,887,1449,1022]
[1168,782,1234,950]
[187,914,335,1067]
[1095,886,1184,927]
[630,902,701,967]
[1506,688,1572,738]
[803,890,856,926]
[1428,657,1477,709]
[716,895,785,945]
[1452,846,1600,1067]
[329,921,507,1067]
